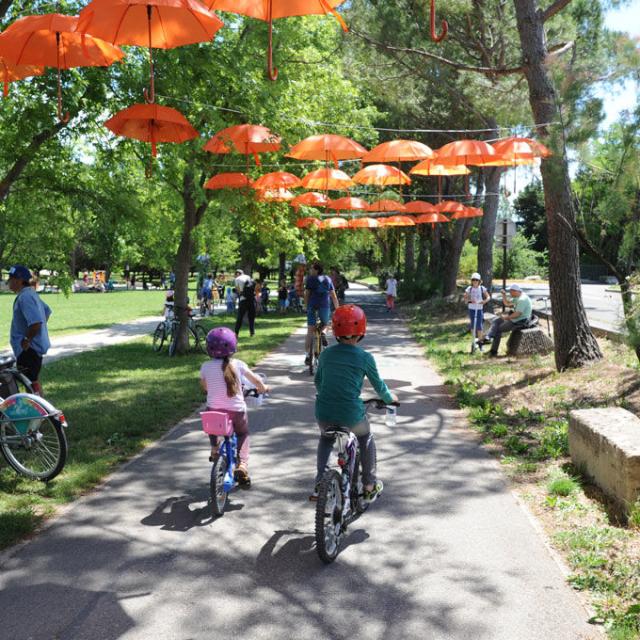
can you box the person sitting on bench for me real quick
[481,284,532,357]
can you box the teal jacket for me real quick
[314,343,394,427]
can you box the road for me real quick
[0,286,600,640]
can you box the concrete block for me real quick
[569,408,640,514]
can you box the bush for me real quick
[398,273,441,302]
[494,232,548,279]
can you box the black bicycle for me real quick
[308,321,326,376]
[315,398,399,564]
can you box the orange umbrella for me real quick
[256,187,294,202]
[362,139,433,164]
[434,139,497,166]
[287,134,367,167]
[352,164,411,187]
[410,161,470,176]
[490,136,551,164]
[451,207,483,219]
[321,217,348,229]
[367,199,406,213]
[290,191,329,209]
[348,217,379,229]
[404,201,437,214]
[206,0,347,80]
[296,217,322,228]
[0,13,124,121]
[205,172,253,189]
[78,0,223,102]
[301,168,354,191]
[104,103,199,174]
[253,171,302,190]
[327,196,369,212]
[435,200,467,214]
[203,124,281,165]
[378,215,415,227]
[413,212,450,224]
[0,57,43,98]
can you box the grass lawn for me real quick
[406,298,640,640]
[0,312,304,549]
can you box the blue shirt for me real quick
[11,287,51,357]
[305,274,334,309]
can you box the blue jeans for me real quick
[307,305,330,326]
[487,318,526,354]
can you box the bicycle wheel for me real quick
[152,323,166,352]
[210,454,228,516]
[352,452,369,515]
[0,415,67,481]
[168,322,179,357]
[193,324,207,354]
[315,469,344,564]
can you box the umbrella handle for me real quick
[429,0,448,43]
[267,6,278,81]
[144,5,156,102]
[55,34,70,123]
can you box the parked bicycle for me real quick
[314,397,399,564]
[153,312,207,355]
[0,356,69,482]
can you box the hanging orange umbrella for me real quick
[410,161,470,176]
[451,207,484,219]
[301,168,354,191]
[327,196,369,212]
[348,217,379,229]
[489,136,551,164]
[434,139,497,166]
[206,0,347,80]
[256,187,294,202]
[105,103,199,174]
[352,164,411,187]
[296,217,322,228]
[78,0,223,103]
[0,13,124,121]
[253,171,302,190]
[290,191,329,209]
[203,124,281,165]
[413,212,450,224]
[321,217,348,229]
[379,215,415,227]
[367,199,406,213]
[287,134,367,167]
[435,200,467,214]
[205,172,253,189]
[404,201,437,214]
[362,139,433,164]
[0,57,43,98]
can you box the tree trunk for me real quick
[441,220,473,296]
[514,0,602,370]
[416,226,429,275]
[477,164,502,293]
[278,251,286,281]
[404,228,415,279]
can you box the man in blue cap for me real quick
[7,265,51,395]
[481,283,532,357]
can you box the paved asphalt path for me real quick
[0,286,600,640]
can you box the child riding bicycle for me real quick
[200,327,268,486]
[312,304,397,503]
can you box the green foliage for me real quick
[547,473,580,497]
[494,232,548,279]
[513,181,547,253]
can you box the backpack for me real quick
[242,278,256,298]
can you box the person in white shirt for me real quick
[463,272,490,349]
[385,274,398,311]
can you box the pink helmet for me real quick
[206,327,237,358]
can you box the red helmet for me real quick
[332,304,367,340]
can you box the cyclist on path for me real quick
[304,261,339,366]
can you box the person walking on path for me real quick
[385,273,398,311]
[481,283,532,356]
[8,265,52,395]
[463,272,490,349]
[234,269,256,337]
[304,261,339,366]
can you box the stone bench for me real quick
[506,326,554,356]
[569,408,640,516]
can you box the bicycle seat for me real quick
[0,356,16,370]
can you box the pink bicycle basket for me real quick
[200,411,233,436]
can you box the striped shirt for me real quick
[200,358,250,412]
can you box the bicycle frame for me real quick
[218,434,238,492]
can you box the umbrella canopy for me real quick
[0,13,124,120]
[484,136,552,167]
[451,207,483,219]
[362,139,434,163]
[378,215,415,227]
[78,0,223,102]
[321,217,348,229]
[327,196,369,212]
[287,134,367,167]
[253,171,302,190]
[205,0,347,80]
[410,161,470,176]
[413,212,450,224]
[104,103,199,174]
[348,217,379,229]
[290,191,329,209]
[256,187,294,202]
[367,199,406,213]
[352,164,411,187]
[404,201,437,214]
[300,168,355,191]
[0,57,43,97]
[204,124,281,165]
[205,172,253,189]
[434,139,497,166]
[296,217,322,228]
[435,200,467,214]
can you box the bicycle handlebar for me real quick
[363,398,400,409]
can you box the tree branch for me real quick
[542,0,575,22]
[0,0,13,23]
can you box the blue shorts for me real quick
[202,289,212,301]
[468,308,484,329]
[307,306,330,327]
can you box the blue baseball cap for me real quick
[7,264,32,282]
